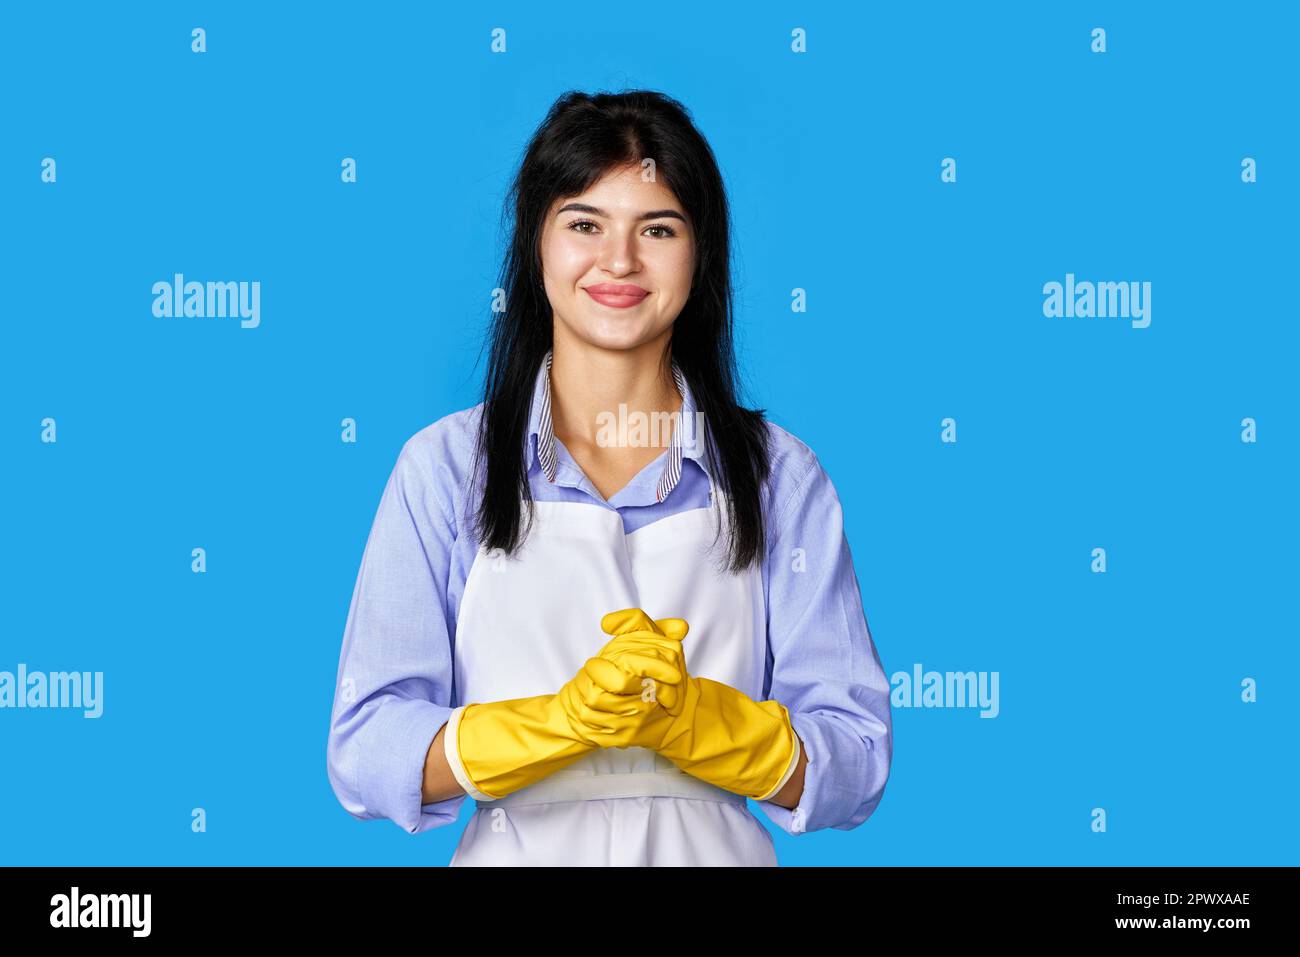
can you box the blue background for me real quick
[2,1,1295,865]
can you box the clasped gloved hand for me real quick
[451,611,688,801]
[589,608,802,802]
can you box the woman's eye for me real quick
[565,220,678,238]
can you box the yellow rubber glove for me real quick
[587,608,691,722]
[593,608,801,802]
[453,693,595,801]
[452,620,686,800]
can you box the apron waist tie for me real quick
[475,767,748,808]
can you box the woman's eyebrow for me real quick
[555,202,687,223]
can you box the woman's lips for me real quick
[584,284,649,309]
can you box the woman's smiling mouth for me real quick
[583,283,650,308]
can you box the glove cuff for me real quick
[661,678,802,801]
[754,707,801,802]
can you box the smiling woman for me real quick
[326,89,894,867]
[542,169,695,350]
[537,165,700,499]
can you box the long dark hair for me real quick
[470,89,771,574]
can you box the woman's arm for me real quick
[755,437,893,835]
[421,724,465,804]
[327,438,466,834]
[764,736,808,808]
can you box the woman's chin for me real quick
[567,319,664,353]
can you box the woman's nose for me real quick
[596,228,641,274]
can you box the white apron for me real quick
[444,473,779,866]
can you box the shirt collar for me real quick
[526,348,708,502]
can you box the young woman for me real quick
[327,90,893,866]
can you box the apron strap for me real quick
[477,767,748,808]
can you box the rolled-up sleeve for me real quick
[755,450,893,836]
[326,440,467,834]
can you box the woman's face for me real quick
[539,164,695,354]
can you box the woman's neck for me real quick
[548,338,681,455]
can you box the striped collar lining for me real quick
[530,349,695,503]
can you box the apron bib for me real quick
[447,473,778,866]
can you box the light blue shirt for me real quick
[327,351,893,838]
